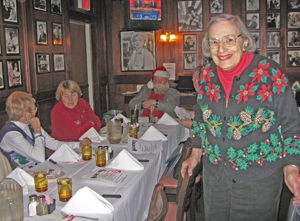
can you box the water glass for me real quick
[34,170,48,192]
[57,178,72,202]
[82,145,92,160]
[95,146,106,167]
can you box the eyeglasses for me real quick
[154,78,168,84]
[207,34,242,49]
[30,107,37,113]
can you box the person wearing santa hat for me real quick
[129,66,180,118]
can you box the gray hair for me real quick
[202,14,257,58]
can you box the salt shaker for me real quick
[28,195,38,217]
[36,195,48,216]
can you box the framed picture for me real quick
[120,31,156,72]
[287,12,300,29]
[7,59,22,88]
[250,31,260,49]
[287,0,300,10]
[77,0,90,11]
[0,61,4,89]
[266,12,280,29]
[4,26,19,55]
[209,0,223,14]
[53,53,65,72]
[246,13,260,30]
[51,0,62,15]
[177,1,203,32]
[266,31,280,48]
[52,22,62,45]
[246,0,260,11]
[287,31,300,47]
[33,0,47,11]
[36,54,50,74]
[183,34,197,51]
[287,50,300,67]
[2,0,18,23]
[36,20,47,45]
[266,50,280,64]
[267,0,280,10]
[184,53,197,70]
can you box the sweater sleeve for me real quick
[129,86,150,114]
[82,99,102,131]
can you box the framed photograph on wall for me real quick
[267,0,280,10]
[287,0,300,10]
[7,59,22,88]
[36,54,50,74]
[52,22,62,45]
[120,30,156,72]
[246,13,260,30]
[246,0,260,11]
[209,0,223,14]
[33,0,47,11]
[36,20,47,45]
[77,0,90,11]
[266,31,280,48]
[287,12,300,29]
[53,53,65,72]
[51,0,62,15]
[2,0,18,23]
[266,50,280,64]
[0,61,4,89]
[184,53,197,70]
[177,1,203,32]
[4,26,19,55]
[266,12,280,29]
[183,34,197,51]
[287,50,300,67]
[287,31,300,47]
[250,31,260,49]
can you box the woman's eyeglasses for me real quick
[207,34,242,49]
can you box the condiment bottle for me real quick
[28,195,38,217]
[36,195,48,216]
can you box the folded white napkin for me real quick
[61,186,114,220]
[140,126,167,141]
[79,127,105,143]
[157,113,179,125]
[106,149,144,171]
[6,168,34,195]
[112,113,130,124]
[48,144,81,162]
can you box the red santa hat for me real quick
[147,66,170,89]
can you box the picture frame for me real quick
[266,0,280,10]
[287,0,300,10]
[183,34,197,51]
[0,61,4,89]
[287,12,300,29]
[183,53,197,70]
[51,0,62,15]
[36,20,47,45]
[266,31,280,48]
[33,0,47,11]
[246,0,260,11]
[77,0,90,11]
[250,31,260,49]
[120,30,156,72]
[7,59,22,88]
[246,13,260,30]
[266,12,280,29]
[287,31,300,48]
[287,50,300,67]
[4,26,19,55]
[177,1,203,32]
[52,22,62,45]
[53,53,65,72]
[266,50,280,64]
[209,0,223,14]
[36,54,50,74]
[2,0,18,23]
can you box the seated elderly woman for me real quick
[0,91,91,169]
[51,80,101,142]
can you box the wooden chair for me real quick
[0,150,12,181]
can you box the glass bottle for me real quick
[36,195,48,216]
[28,195,38,217]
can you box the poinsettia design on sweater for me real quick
[271,68,288,94]
[236,83,258,104]
[200,64,214,83]
[205,83,221,102]
[250,60,270,83]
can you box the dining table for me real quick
[20,117,190,221]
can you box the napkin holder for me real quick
[48,199,56,214]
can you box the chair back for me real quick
[0,150,12,181]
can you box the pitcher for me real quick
[106,119,127,144]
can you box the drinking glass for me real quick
[148,113,156,124]
[82,145,92,160]
[129,124,138,139]
[34,170,48,192]
[57,178,72,202]
[95,146,106,167]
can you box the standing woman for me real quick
[51,80,101,142]
[181,14,300,220]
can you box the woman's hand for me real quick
[29,117,41,134]
[284,165,300,205]
[181,148,202,178]
[180,107,195,119]
[180,117,193,128]
[79,137,92,148]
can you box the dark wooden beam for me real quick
[114,75,151,84]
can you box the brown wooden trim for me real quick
[114,75,151,84]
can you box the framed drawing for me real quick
[266,31,280,48]
[246,0,260,11]
[52,22,62,45]
[184,53,197,70]
[2,0,18,23]
[266,50,280,64]
[287,12,300,29]
[267,0,280,10]
[36,20,47,45]
[183,34,197,51]
[36,54,50,74]
[250,31,260,49]
[266,12,280,29]
[177,1,203,32]
[51,0,62,15]
[53,54,65,72]
[246,13,260,30]
[0,61,4,89]
[287,0,300,10]
[33,0,47,11]
[4,26,19,55]
[287,50,300,67]
[287,31,300,47]
[120,30,156,72]
[7,59,22,88]
[209,0,223,14]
